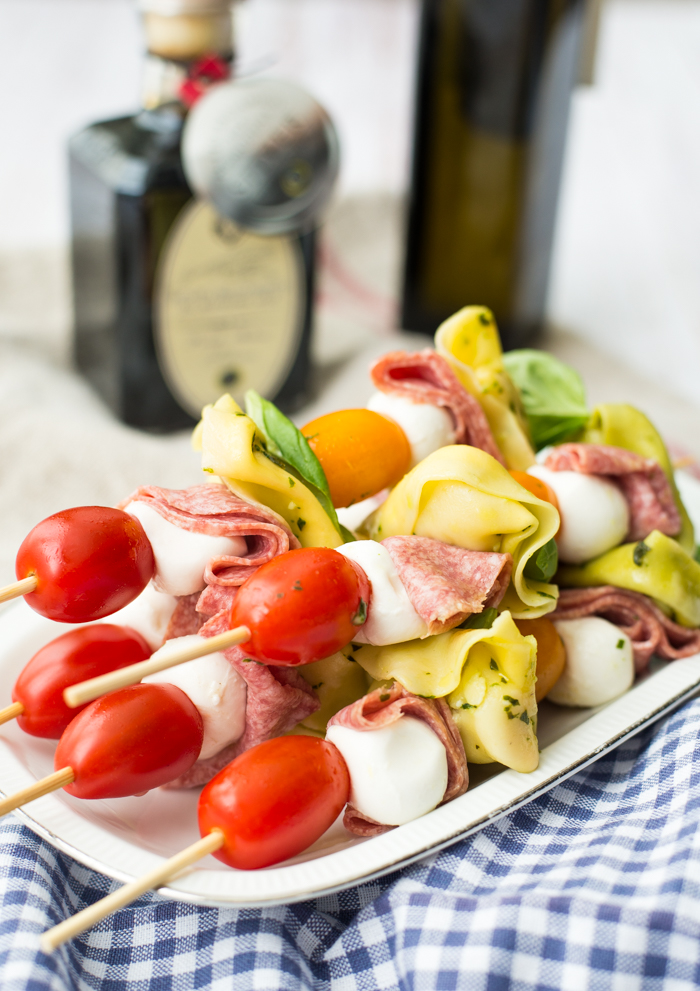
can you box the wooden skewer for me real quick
[0,575,38,605]
[41,829,225,952]
[0,701,24,726]
[63,625,252,709]
[0,766,74,819]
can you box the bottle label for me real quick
[155,199,305,418]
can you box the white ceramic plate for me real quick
[1,599,699,908]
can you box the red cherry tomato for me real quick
[15,506,155,623]
[54,683,203,799]
[230,547,371,666]
[12,625,151,739]
[198,736,350,870]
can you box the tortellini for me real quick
[558,529,700,628]
[194,394,341,548]
[369,445,560,618]
[435,306,536,471]
[352,612,539,773]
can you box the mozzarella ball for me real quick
[336,540,428,644]
[101,581,178,651]
[144,635,247,759]
[527,465,629,564]
[326,716,448,825]
[548,617,634,707]
[367,392,456,467]
[125,501,247,596]
[336,489,389,535]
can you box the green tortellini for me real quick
[296,650,370,732]
[558,529,700,628]
[581,404,694,554]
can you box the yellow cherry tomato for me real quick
[302,409,412,508]
[515,617,566,702]
[509,470,559,512]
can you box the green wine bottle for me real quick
[401,0,587,348]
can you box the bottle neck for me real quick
[141,10,233,110]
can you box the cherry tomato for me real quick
[515,617,566,702]
[55,683,203,799]
[198,736,350,870]
[16,506,155,623]
[509,470,560,514]
[231,547,371,666]
[12,625,151,739]
[302,409,411,508]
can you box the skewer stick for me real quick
[0,701,24,726]
[0,766,74,819]
[41,829,225,952]
[0,575,38,605]
[63,625,252,709]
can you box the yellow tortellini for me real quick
[581,403,694,554]
[296,650,370,732]
[194,394,341,548]
[558,529,700,628]
[369,445,560,618]
[352,612,538,772]
[435,306,535,471]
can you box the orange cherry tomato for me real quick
[509,470,559,513]
[515,617,566,702]
[198,736,350,870]
[16,506,155,623]
[55,683,203,799]
[231,547,371,666]
[302,409,411,508]
[12,624,151,739]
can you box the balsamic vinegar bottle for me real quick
[70,1,317,432]
[401,0,587,348]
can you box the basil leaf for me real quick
[245,390,353,542]
[459,607,499,630]
[523,537,558,583]
[503,349,589,451]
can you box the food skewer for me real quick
[0,547,368,818]
[0,682,204,819]
[63,626,250,709]
[2,625,151,736]
[0,575,38,605]
[5,506,155,622]
[63,546,370,708]
[40,735,350,952]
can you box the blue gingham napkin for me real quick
[2,696,700,991]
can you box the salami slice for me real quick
[328,681,468,836]
[544,444,681,541]
[163,592,204,640]
[370,349,505,465]
[164,609,320,788]
[552,586,700,672]
[382,536,512,635]
[121,483,300,620]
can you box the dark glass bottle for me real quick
[70,4,315,432]
[401,0,586,349]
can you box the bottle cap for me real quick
[182,78,339,235]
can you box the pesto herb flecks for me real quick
[633,540,650,565]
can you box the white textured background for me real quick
[1,0,700,403]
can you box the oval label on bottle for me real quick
[155,199,305,418]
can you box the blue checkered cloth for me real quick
[2,697,700,991]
